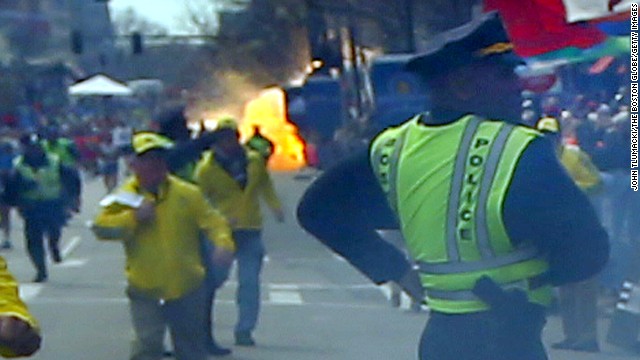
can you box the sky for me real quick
[109,0,190,33]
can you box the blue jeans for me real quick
[598,171,637,290]
[201,237,231,345]
[234,230,265,333]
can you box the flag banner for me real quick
[485,0,607,57]
[562,0,633,23]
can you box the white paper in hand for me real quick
[99,192,145,208]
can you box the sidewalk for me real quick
[544,313,637,359]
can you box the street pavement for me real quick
[0,171,636,359]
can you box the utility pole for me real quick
[404,0,416,53]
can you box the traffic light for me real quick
[131,32,143,54]
[71,30,83,54]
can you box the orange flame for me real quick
[239,87,306,171]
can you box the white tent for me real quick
[68,74,133,96]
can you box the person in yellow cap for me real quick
[536,117,602,192]
[536,117,602,353]
[92,132,235,360]
[297,12,608,360]
[195,117,284,347]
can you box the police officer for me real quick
[5,134,81,282]
[297,13,609,360]
[40,126,80,167]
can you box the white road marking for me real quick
[223,281,378,291]
[19,284,43,302]
[268,290,303,305]
[28,297,393,310]
[378,283,392,300]
[61,236,82,258]
[54,259,88,268]
[376,283,418,310]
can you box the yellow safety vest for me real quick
[14,155,62,201]
[370,114,553,313]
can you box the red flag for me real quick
[485,0,607,57]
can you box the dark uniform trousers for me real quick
[419,305,547,360]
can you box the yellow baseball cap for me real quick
[132,132,174,155]
[536,117,560,133]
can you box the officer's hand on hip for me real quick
[135,201,156,223]
[0,316,41,356]
[396,268,424,302]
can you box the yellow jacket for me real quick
[558,144,601,192]
[93,175,234,300]
[195,150,282,230]
[0,257,39,358]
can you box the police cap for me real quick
[406,12,522,80]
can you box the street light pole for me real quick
[405,0,416,53]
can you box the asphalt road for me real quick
[0,171,637,360]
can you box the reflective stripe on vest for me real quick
[370,115,552,313]
[369,118,412,212]
[14,155,62,201]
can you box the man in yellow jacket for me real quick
[537,117,601,191]
[92,132,234,360]
[195,118,283,347]
[537,117,602,353]
[0,256,41,358]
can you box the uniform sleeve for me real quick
[92,205,137,241]
[297,149,411,284]
[66,141,80,162]
[60,165,82,199]
[191,189,235,252]
[1,171,22,207]
[0,256,39,358]
[166,135,214,174]
[504,137,609,286]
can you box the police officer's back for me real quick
[297,12,609,360]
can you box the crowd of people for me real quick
[0,98,287,359]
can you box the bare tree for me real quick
[179,0,251,35]
[112,7,169,36]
